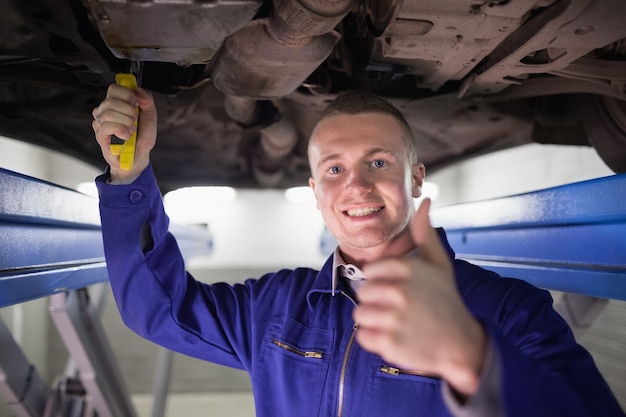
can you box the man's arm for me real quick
[95,164,256,369]
[354,200,623,416]
[476,278,623,417]
[91,86,255,369]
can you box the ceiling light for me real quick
[284,186,316,204]
[164,186,237,223]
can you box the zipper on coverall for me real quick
[337,291,358,417]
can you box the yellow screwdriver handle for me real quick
[110,73,139,170]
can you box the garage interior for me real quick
[0,135,624,416]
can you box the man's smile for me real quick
[344,206,383,217]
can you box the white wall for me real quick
[429,143,613,206]
[0,135,101,189]
[170,189,327,271]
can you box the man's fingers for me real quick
[411,197,433,247]
[136,88,155,112]
[134,88,157,146]
[94,97,137,123]
[353,301,402,331]
[411,198,452,271]
[92,108,136,143]
[91,86,143,148]
[90,83,157,180]
[355,327,390,356]
[106,83,139,104]
[362,257,410,282]
[357,277,408,306]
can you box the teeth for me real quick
[346,207,381,217]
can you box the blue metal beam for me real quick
[431,174,626,301]
[0,168,212,308]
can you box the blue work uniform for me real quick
[96,165,623,417]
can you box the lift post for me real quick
[0,318,48,417]
[48,287,137,417]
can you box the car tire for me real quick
[577,94,626,173]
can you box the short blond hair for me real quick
[314,90,418,165]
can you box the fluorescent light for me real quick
[165,186,237,204]
[76,181,98,198]
[164,186,237,223]
[284,186,316,204]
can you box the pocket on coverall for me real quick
[253,315,334,417]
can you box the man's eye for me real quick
[328,166,342,174]
[372,160,387,168]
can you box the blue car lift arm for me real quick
[0,168,212,307]
[0,168,107,307]
[0,167,212,417]
[431,173,626,301]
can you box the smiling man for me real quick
[307,97,486,398]
[308,111,423,259]
[92,87,623,416]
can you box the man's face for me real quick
[308,112,425,259]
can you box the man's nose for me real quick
[346,167,373,194]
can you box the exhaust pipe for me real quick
[211,0,352,99]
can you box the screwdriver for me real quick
[109,72,139,170]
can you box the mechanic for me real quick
[92,85,623,417]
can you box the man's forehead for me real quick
[308,112,409,161]
[313,145,397,166]
[314,111,402,132]
[312,114,402,141]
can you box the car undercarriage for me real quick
[0,0,625,191]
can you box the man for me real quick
[92,86,622,416]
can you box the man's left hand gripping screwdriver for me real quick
[110,73,138,170]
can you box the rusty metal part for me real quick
[86,0,262,65]
[210,0,352,99]
[271,0,352,44]
[370,0,541,91]
[223,95,264,127]
[223,94,279,128]
[461,0,626,97]
[252,118,299,187]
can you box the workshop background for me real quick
[0,135,624,416]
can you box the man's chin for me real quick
[339,232,389,250]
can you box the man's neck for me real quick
[338,234,416,268]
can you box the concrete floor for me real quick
[133,392,255,417]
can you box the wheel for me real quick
[577,94,626,173]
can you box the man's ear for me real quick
[308,176,320,210]
[411,163,426,198]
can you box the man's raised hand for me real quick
[92,84,158,181]
[353,198,487,396]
